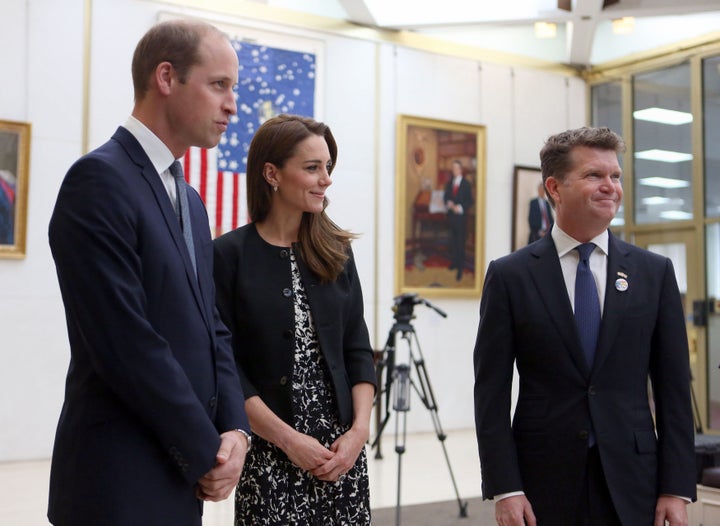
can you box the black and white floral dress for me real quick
[235,250,370,526]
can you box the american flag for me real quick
[183,39,317,238]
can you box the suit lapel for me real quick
[113,128,208,327]
[528,235,590,376]
[591,232,632,374]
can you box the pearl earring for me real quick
[273,185,278,192]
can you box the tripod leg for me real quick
[394,390,408,526]
[410,340,468,518]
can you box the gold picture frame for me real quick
[395,115,485,297]
[0,120,31,258]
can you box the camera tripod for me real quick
[371,293,468,525]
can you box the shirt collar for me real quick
[551,224,609,258]
[123,115,177,175]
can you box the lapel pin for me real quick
[615,273,629,292]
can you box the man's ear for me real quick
[155,62,174,96]
[545,177,560,205]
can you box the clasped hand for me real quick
[283,427,367,482]
[196,430,249,501]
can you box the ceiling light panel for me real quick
[634,149,693,163]
[638,177,690,189]
[363,0,558,25]
[633,107,693,125]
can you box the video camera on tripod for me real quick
[371,293,467,525]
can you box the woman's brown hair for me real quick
[246,114,356,282]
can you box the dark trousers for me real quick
[576,446,622,526]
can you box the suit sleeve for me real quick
[342,250,377,389]
[49,157,221,484]
[473,260,524,498]
[650,258,697,500]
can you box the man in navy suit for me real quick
[48,20,250,525]
[527,182,553,244]
[474,127,695,525]
[444,159,474,281]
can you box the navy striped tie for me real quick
[574,243,600,367]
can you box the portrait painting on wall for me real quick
[512,165,553,252]
[0,120,31,259]
[395,115,486,297]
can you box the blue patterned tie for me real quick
[574,243,600,368]
[169,161,197,276]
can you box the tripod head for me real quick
[391,293,447,325]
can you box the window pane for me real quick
[633,63,693,224]
[591,81,625,227]
[704,55,720,218]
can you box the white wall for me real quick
[0,0,584,461]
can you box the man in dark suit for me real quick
[444,159,474,281]
[48,20,250,526]
[527,181,553,244]
[474,127,695,525]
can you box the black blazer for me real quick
[48,127,248,526]
[213,223,377,428]
[473,231,696,525]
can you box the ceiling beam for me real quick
[337,0,377,27]
[566,0,604,65]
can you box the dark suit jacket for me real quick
[527,197,553,244]
[473,231,696,525]
[443,177,474,220]
[48,127,248,526]
[213,223,377,429]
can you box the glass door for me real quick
[632,229,706,431]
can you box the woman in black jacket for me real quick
[213,114,376,525]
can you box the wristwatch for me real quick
[234,428,252,451]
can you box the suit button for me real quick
[282,288,292,298]
[209,396,217,408]
[577,430,589,440]
[588,385,596,396]
[279,249,289,258]
[279,376,288,386]
[283,329,293,340]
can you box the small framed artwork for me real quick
[395,114,486,297]
[512,165,553,252]
[0,120,31,258]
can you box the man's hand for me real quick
[654,495,689,526]
[495,495,537,526]
[196,430,249,501]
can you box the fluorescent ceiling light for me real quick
[610,217,625,226]
[635,149,693,163]
[534,22,557,39]
[638,177,690,189]
[642,196,671,205]
[633,107,693,125]
[659,210,693,220]
[642,196,685,206]
[612,17,635,35]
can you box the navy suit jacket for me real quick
[48,127,248,526]
[474,231,696,525]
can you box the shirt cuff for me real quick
[495,491,525,501]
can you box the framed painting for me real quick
[512,165,552,252]
[395,115,485,297]
[0,120,31,258]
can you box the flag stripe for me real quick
[182,147,247,239]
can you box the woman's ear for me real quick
[263,162,278,187]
